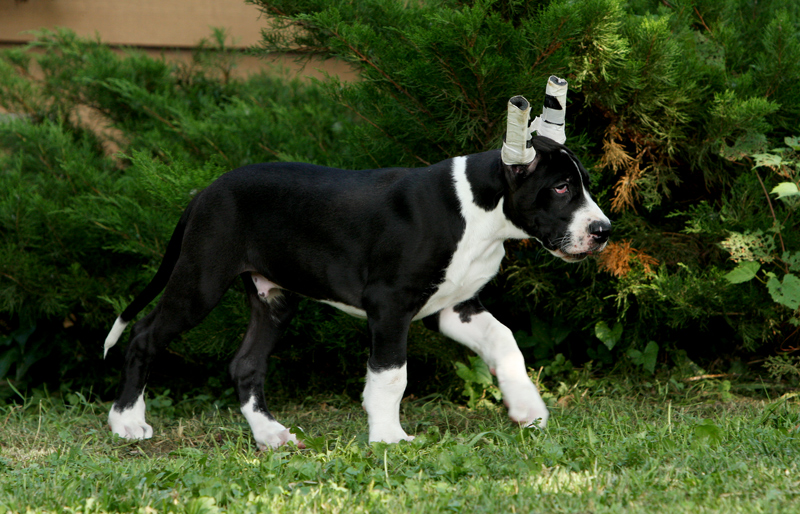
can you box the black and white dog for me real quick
[104,84,611,449]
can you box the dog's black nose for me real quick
[589,220,612,244]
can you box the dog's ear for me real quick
[503,152,541,186]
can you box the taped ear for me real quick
[501,95,536,166]
[529,75,568,144]
[504,153,541,183]
[502,75,569,168]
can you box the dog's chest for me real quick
[413,155,526,319]
[414,234,505,320]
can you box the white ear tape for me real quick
[501,95,536,165]
[529,75,568,144]
[502,76,569,165]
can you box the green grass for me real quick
[1,378,799,513]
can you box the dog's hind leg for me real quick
[230,276,300,450]
[109,259,235,440]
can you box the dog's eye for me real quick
[554,184,569,194]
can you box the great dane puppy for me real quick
[104,86,611,449]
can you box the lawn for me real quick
[1,377,798,513]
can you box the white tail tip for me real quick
[104,317,129,358]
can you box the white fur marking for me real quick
[439,308,549,427]
[414,156,528,319]
[104,317,129,358]
[362,365,414,443]
[251,272,284,304]
[241,396,300,449]
[560,151,610,256]
[320,300,367,318]
[109,394,153,439]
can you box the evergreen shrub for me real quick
[1,0,800,400]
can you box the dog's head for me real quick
[502,136,611,262]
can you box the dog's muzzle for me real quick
[551,219,612,262]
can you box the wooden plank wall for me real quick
[0,0,357,80]
[0,0,264,47]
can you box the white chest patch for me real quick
[413,156,527,319]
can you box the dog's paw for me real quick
[368,425,415,444]
[243,403,304,450]
[507,402,549,428]
[110,420,154,440]
[109,397,153,440]
[388,433,416,444]
[255,427,305,450]
[502,381,549,428]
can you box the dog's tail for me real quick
[103,203,194,358]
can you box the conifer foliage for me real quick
[0,0,799,395]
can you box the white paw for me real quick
[507,401,549,428]
[368,425,415,444]
[241,397,303,450]
[111,420,154,439]
[362,365,412,444]
[109,395,153,439]
[254,427,304,450]
[503,381,549,428]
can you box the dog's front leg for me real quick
[363,364,413,443]
[362,298,415,443]
[436,299,549,427]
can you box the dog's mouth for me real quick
[551,249,589,262]
[550,241,608,263]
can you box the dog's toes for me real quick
[109,414,153,440]
[502,381,549,428]
[277,428,300,447]
[368,428,415,444]
[506,395,549,428]
[255,428,304,450]
[111,421,153,440]
[508,405,549,428]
